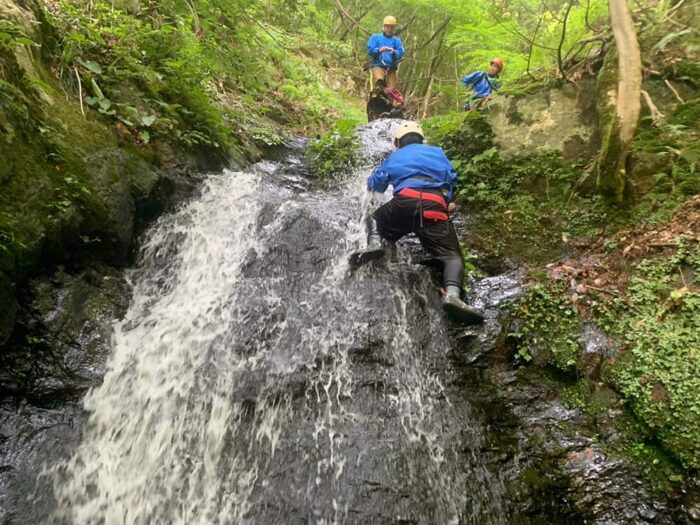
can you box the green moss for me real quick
[423,111,629,264]
[423,112,494,160]
[556,374,687,492]
[670,98,700,127]
[596,239,700,469]
[675,61,700,84]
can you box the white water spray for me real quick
[47,121,505,524]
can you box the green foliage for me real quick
[40,0,362,154]
[0,19,39,49]
[628,99,700,223]
[509,281,581,372]
[319,0,617,113]
[306,119,362,184]
[424,112,615,262]
[596,238,700,469]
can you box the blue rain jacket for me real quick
[367,33,404,69]
[367,144,457,202]
[462,71,501,99]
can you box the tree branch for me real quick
[527,15,544,80]
[664,79,685,103]
[641,89,664,123]
[332,0,371,36]
[557,0,575,82]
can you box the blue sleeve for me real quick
[367,35,380,58]
[367,157,391,192]
[393,37,404,60]
[492,80,502,90]
[441,152,458,198]
[461,71,480,87]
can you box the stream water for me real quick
[1,120,687,524]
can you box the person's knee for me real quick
[442,255,464,286]
[443,254,464,270]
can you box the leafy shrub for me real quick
[509,281,582,372]
[599,238,700,468]
[306,119,362,184]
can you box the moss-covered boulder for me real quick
[0,0,230,349]
[486,80,597,162]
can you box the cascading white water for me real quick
[47,121,506,524]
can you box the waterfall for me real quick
[46,121,506,524]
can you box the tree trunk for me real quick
[594,0,642,203]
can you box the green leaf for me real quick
[138,130,150,144]
[98,98,112,111]
[652,29,692,52]
[141,115,156,127]
[85,96,99,106]
[14,36,36,47]
[79,59,102,74]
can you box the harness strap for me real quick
[423,210,448,221]
[398,188,447,208]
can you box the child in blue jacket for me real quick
[462,58,504,111]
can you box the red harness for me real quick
[397,188,449,222]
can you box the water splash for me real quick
[46,120,507,524]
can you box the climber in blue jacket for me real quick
[462,58,504,111]
[367,16,404,90]
[351,121,485,325]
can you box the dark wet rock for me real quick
[482,367,675,524]
[1,124,697,523]
[577,323,620,380]
[1,265,129,400]
[0,400,85,523]
[563,444,671,524]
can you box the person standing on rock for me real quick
[350,121,485,324]
[462,58,504,111]
[367,16,404,91]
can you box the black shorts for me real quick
[372,193,462,259]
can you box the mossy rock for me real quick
[423,112,495,160]
[628,151,673,196]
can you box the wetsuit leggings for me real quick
[373,193,464,289]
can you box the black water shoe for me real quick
[349,245,386,269]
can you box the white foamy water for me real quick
[46,121,505,524]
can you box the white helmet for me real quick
[394,121,424,141]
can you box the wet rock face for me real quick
[1,125,697,523]
[577,324,619,380]
[1,266,129,400]
[454,276,691,524]
[459,364,676,524]
[0,265,130,522]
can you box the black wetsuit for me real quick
[373,188,464,289]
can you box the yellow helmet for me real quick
[383,16,397,26]
[394,121,424,140]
